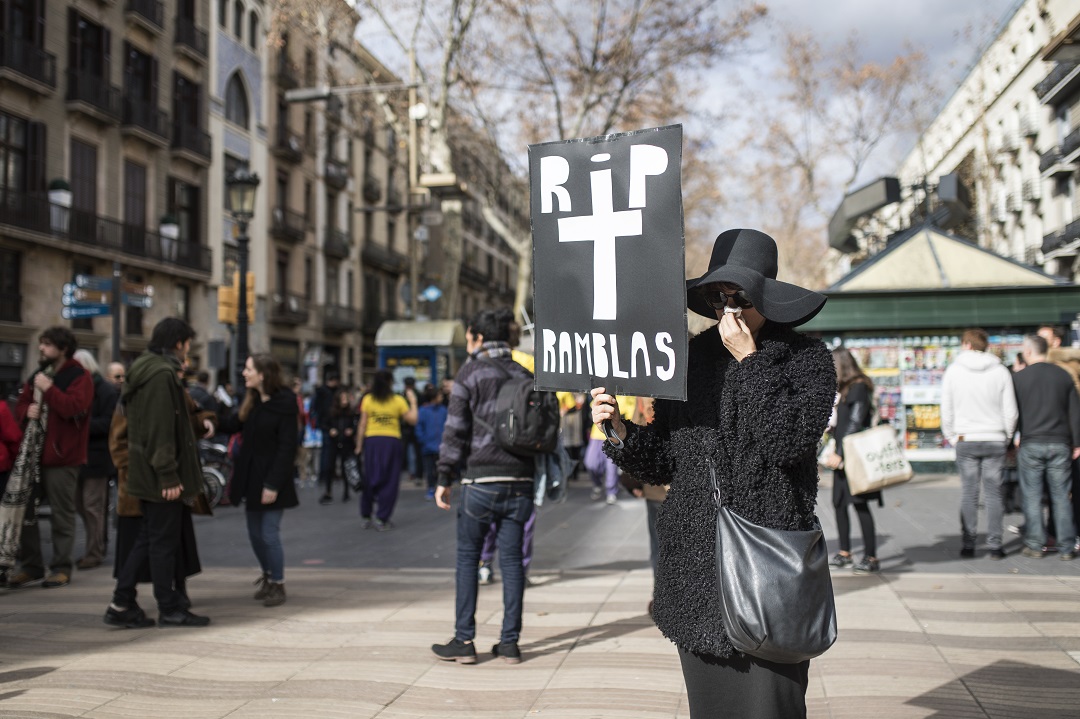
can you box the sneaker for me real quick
[1060,551,1076,561]
[478,562,494,585]
[6,571,44,589]
[158,609,211,627]
[77,557,102,570]
[589,487,603,501]
[425,488,436,501]
[263,582,287,607]
[103,604,155,629]
[318,495,333,506]
[852,557,880,575]
[959,547,976,559]
[42,572,70,588]
[1021,547,1045,559]
[178,593,192,611]
[605,494,617,505]
[253,573,271,600]
[431,638,477,664]
[988,548,1007,560]
[374,519,393,532]
[491,641,522,664]
[360,517,373,530]
[829,552,853,568]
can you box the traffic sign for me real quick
[420,285,443,302]
[62,288,111,306]
[122,293,153,309]
[74,274,112,291]
[61,304,111,319]
[122,281,154,297]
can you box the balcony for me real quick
[272,130,304,163]
[125,0,164,34]
[1042,217,1080,254]
[1020,115,1039,137]
[460,263,490,289]
[66,68,121,124]
[171,122,211,165]
[271,207,307,243]
[1006,192,1022,213]
[0,191,211,275]
[1063,126,1080,162]
[274,61,298,90]
[386,185,403,212]
[326,95,343,124]
[0,36,57,94]
[121,96,169,147]
[324,227,351,259]
[325,156,348,190]
[362,175,383,204]
[1022,179,1042,201]
[1035,61,1080,105]
[175,16,208,63]
[269,292,309,325]
[322,304,358,333]
[361,241,408,274]
[1039,148,1077,177]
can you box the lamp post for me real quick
[226,168,260,388]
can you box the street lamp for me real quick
[226,168,260,388]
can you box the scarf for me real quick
[0,365,53,568]
[473,341,512,361]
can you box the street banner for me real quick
[528,124,687,400]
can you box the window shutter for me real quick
[34,0,46,47]
[68,8,79,72]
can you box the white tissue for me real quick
[723,307,743,317]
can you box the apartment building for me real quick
[0,0,213,396]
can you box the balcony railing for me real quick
[0,291,21,323]
[172,122,211,163]
[174,16,208,61]
[269,292,309,324]
[362,175,383,204]
[1043,217,1080,254]
[361,241,408,273]
[66,68,121,122]
[273,131,304,163]
[0,192,211,274]
[270,207,306,243]
[121,96,169,142]
[0,36,57,92]
[386,185,403,212]
[1035,60,1080,102]
[324,227,351,258]
[322,304,358,333]
[1022,179,1042,201]
[325,157,348,190]
[460,263,490,289]
[1063,126,1080,161]
[125,0,164,32]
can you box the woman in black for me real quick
[823,347,880,574]
[592,229,835,719]
[319,388,358,505]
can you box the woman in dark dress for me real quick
[823,346,881,574]
[319,388,358,505]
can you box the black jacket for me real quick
[220,388,299,511]
[82,373,119,478]
[1013,362,1080,446]
[605,324,835,659]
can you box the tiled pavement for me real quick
[1,566,1079,718]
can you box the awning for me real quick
[374,320,466,348]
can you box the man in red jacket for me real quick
[9,327,93,589]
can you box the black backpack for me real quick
[475,359,560,456]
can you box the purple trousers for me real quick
[584,438,619,498]
[481,506,537,569]
[361,435,404,522]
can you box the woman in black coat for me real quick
[592,230,836,719]
[822,347,880,574]
[219,353,298,607]
[319,388,358,505]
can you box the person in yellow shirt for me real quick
[585,393,638,503]
[355,370,418,530]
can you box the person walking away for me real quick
[8,327,93,589]
[72,350,119,570]
[104,318,209,627]
[592,229,835,719]
[823,348,881,574]
[431,308,539,665]
[217,354,298,606]
[1012,334,1080,561]
[416,386,448,501]
[319,388,357,504]
[312,370,340,503]
[356,370,417,530]
[939,329,1018,559]
[584,393,638,504]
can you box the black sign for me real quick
[529,125,687,400]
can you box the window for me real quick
[122,160,146,254]
[304,48,314,85]
[0,111,29,204]
[247,10,258,50]
[173,72,201,129]
[326,262,339,305]
[224,73,249,128]
[303,181,312,223]
[346,269,354,308]
[176,284,190,323]
[232,0,242,37]
[303,109,312,148]
[0,249,21,322]
[218,0,227,27]
[68,10,109,78]
[223,154,248,209]
[303,256,312,299]
[168,177,201,246]
[275,249,288,292]
[125,272,144,336]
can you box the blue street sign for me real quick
[63,283,76,295]
[420,285,443,302]
[61,304,111,319]
[122,293,153,309]
[62,289,111,306]
[74,274,112,291]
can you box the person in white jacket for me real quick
[941,328,1019,559]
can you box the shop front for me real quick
[375,320,468,393]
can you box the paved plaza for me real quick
[1,476,1078,718]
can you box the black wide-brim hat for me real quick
[686,228,827,326]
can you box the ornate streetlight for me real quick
[226,168,260,386]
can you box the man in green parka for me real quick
[104,318,210,628]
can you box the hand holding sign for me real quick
[589,387,626,442]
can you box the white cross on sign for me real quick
[558,162,642,321]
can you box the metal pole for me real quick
[111,261,121,362]
[408,50,419,320]
[236,221,250,388]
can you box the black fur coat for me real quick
[605,322,836,659]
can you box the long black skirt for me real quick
[679,646,809,719]
[112,507,202,582]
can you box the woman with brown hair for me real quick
[822,346,880,574]
[218,353,299,606]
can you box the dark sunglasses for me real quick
[702,288,753,310]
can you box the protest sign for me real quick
[529,125,687,400]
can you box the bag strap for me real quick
[706,458,723,508]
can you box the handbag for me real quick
[343,454,364,492]
[817,436,835,471]
[841,424,913,495]
[709,460,837,664]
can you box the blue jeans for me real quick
[246,509,285,582]
[955,441,1007,550]
[1017,443,1076,551]
[454,482,533,644]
